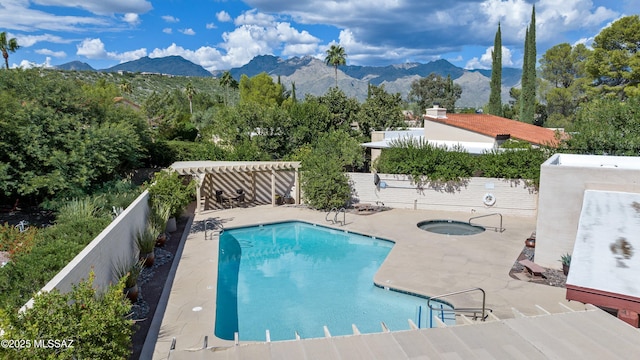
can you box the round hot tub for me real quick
[417,220,485,236]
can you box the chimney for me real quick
[425,103,447,119]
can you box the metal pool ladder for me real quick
[427,287,492,323]
[325,207,346,226]
[468,213,505,232]
[204,219,224,240]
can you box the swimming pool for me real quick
[215,221,453,341]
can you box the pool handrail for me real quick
[427,287,492,322]
[204,219,224,239]
[468,213,505,233]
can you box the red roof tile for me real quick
[425,113,560,146]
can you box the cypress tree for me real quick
[520,6,537,124]
[488,23,502,116]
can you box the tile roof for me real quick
[425,113,561,146]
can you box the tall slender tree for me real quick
[219,71,237,105]
[0,31,20,70]
[520,6,537,124]
[325,44,347,88]
[487,23,503,116]
[185,82,196,114]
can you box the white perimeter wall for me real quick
[22,191,149,310]
[534,154,640,268]
[348,173,538,217]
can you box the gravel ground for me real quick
[510,245,567,288]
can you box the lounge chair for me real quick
[232,189,246,207]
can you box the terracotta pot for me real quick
[124,283,139,303]
[156,232,168,247]
[525,237,536,248]
[140,251,155,267]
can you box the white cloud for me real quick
[216,11,232,22]
[77,38,110,59]
[464,46,514,70]
[234,9,276,27]
[122,13,140,25]
[149,43,225,71]
[35,48,66,58]
[76,37,146,62]
[30,0,152,16]
[15,33,70,47]
[179,28,196,36]
[15,57,53,69]
[163,28,173,34]
[206,23,216,29]
[162,15,180,23]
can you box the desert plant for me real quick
[560,253,572,266]
[113,258,144,289]
[135,225,156,254]
[149,200,171,234]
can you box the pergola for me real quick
[170,161,301,213]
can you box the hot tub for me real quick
[417,220,485,236]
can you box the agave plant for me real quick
[113,258,144,289]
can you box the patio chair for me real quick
[215,190,230,208]
[232,189,246,207]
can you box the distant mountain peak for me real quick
[102,55,212,77]
[55,61,95,71]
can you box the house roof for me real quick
[425,113,560,146]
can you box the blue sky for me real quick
[1,0,637,72]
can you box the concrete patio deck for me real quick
[151,205,593,359]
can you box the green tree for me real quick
[239,72,284,107]
[0,271,133,359]
[119,79,132,95]
[408,73,462,114]
[585,15,640,99]
[520,6,537,124]
[314,87,360,130]
[539,43,591,126]
[301,130,363,210]
[0,31,19,69]
[487,23,503,116]
[356,84,405,137]
[560,97,640,155]
[325,44,347,88]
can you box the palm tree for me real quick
[325,44,347,88]
[0,32,20,70]
[185,81,196,114]
[220,71,234,105]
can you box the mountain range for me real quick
[56,55,522,108]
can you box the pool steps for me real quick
[165,303,604,359]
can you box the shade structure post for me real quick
[294,168,300,205]
[271,169,276,207]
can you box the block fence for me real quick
[348,173,538,217]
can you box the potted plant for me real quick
[113,258,144,303]
[136,224,157,267]
[147,170,195,231]
[150,201,171,247]
[560,253,571,276]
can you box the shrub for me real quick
[301,131,363,210]
[0,271,133,359]
[0,224,40,259]
[147,169,195,218]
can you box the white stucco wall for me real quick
[348,173,538,217]
[534,154,640,268]
[22,191,150,310]
[424,120,496,143]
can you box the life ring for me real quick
[483,193,496,206]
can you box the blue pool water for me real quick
[215,221,453,341]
